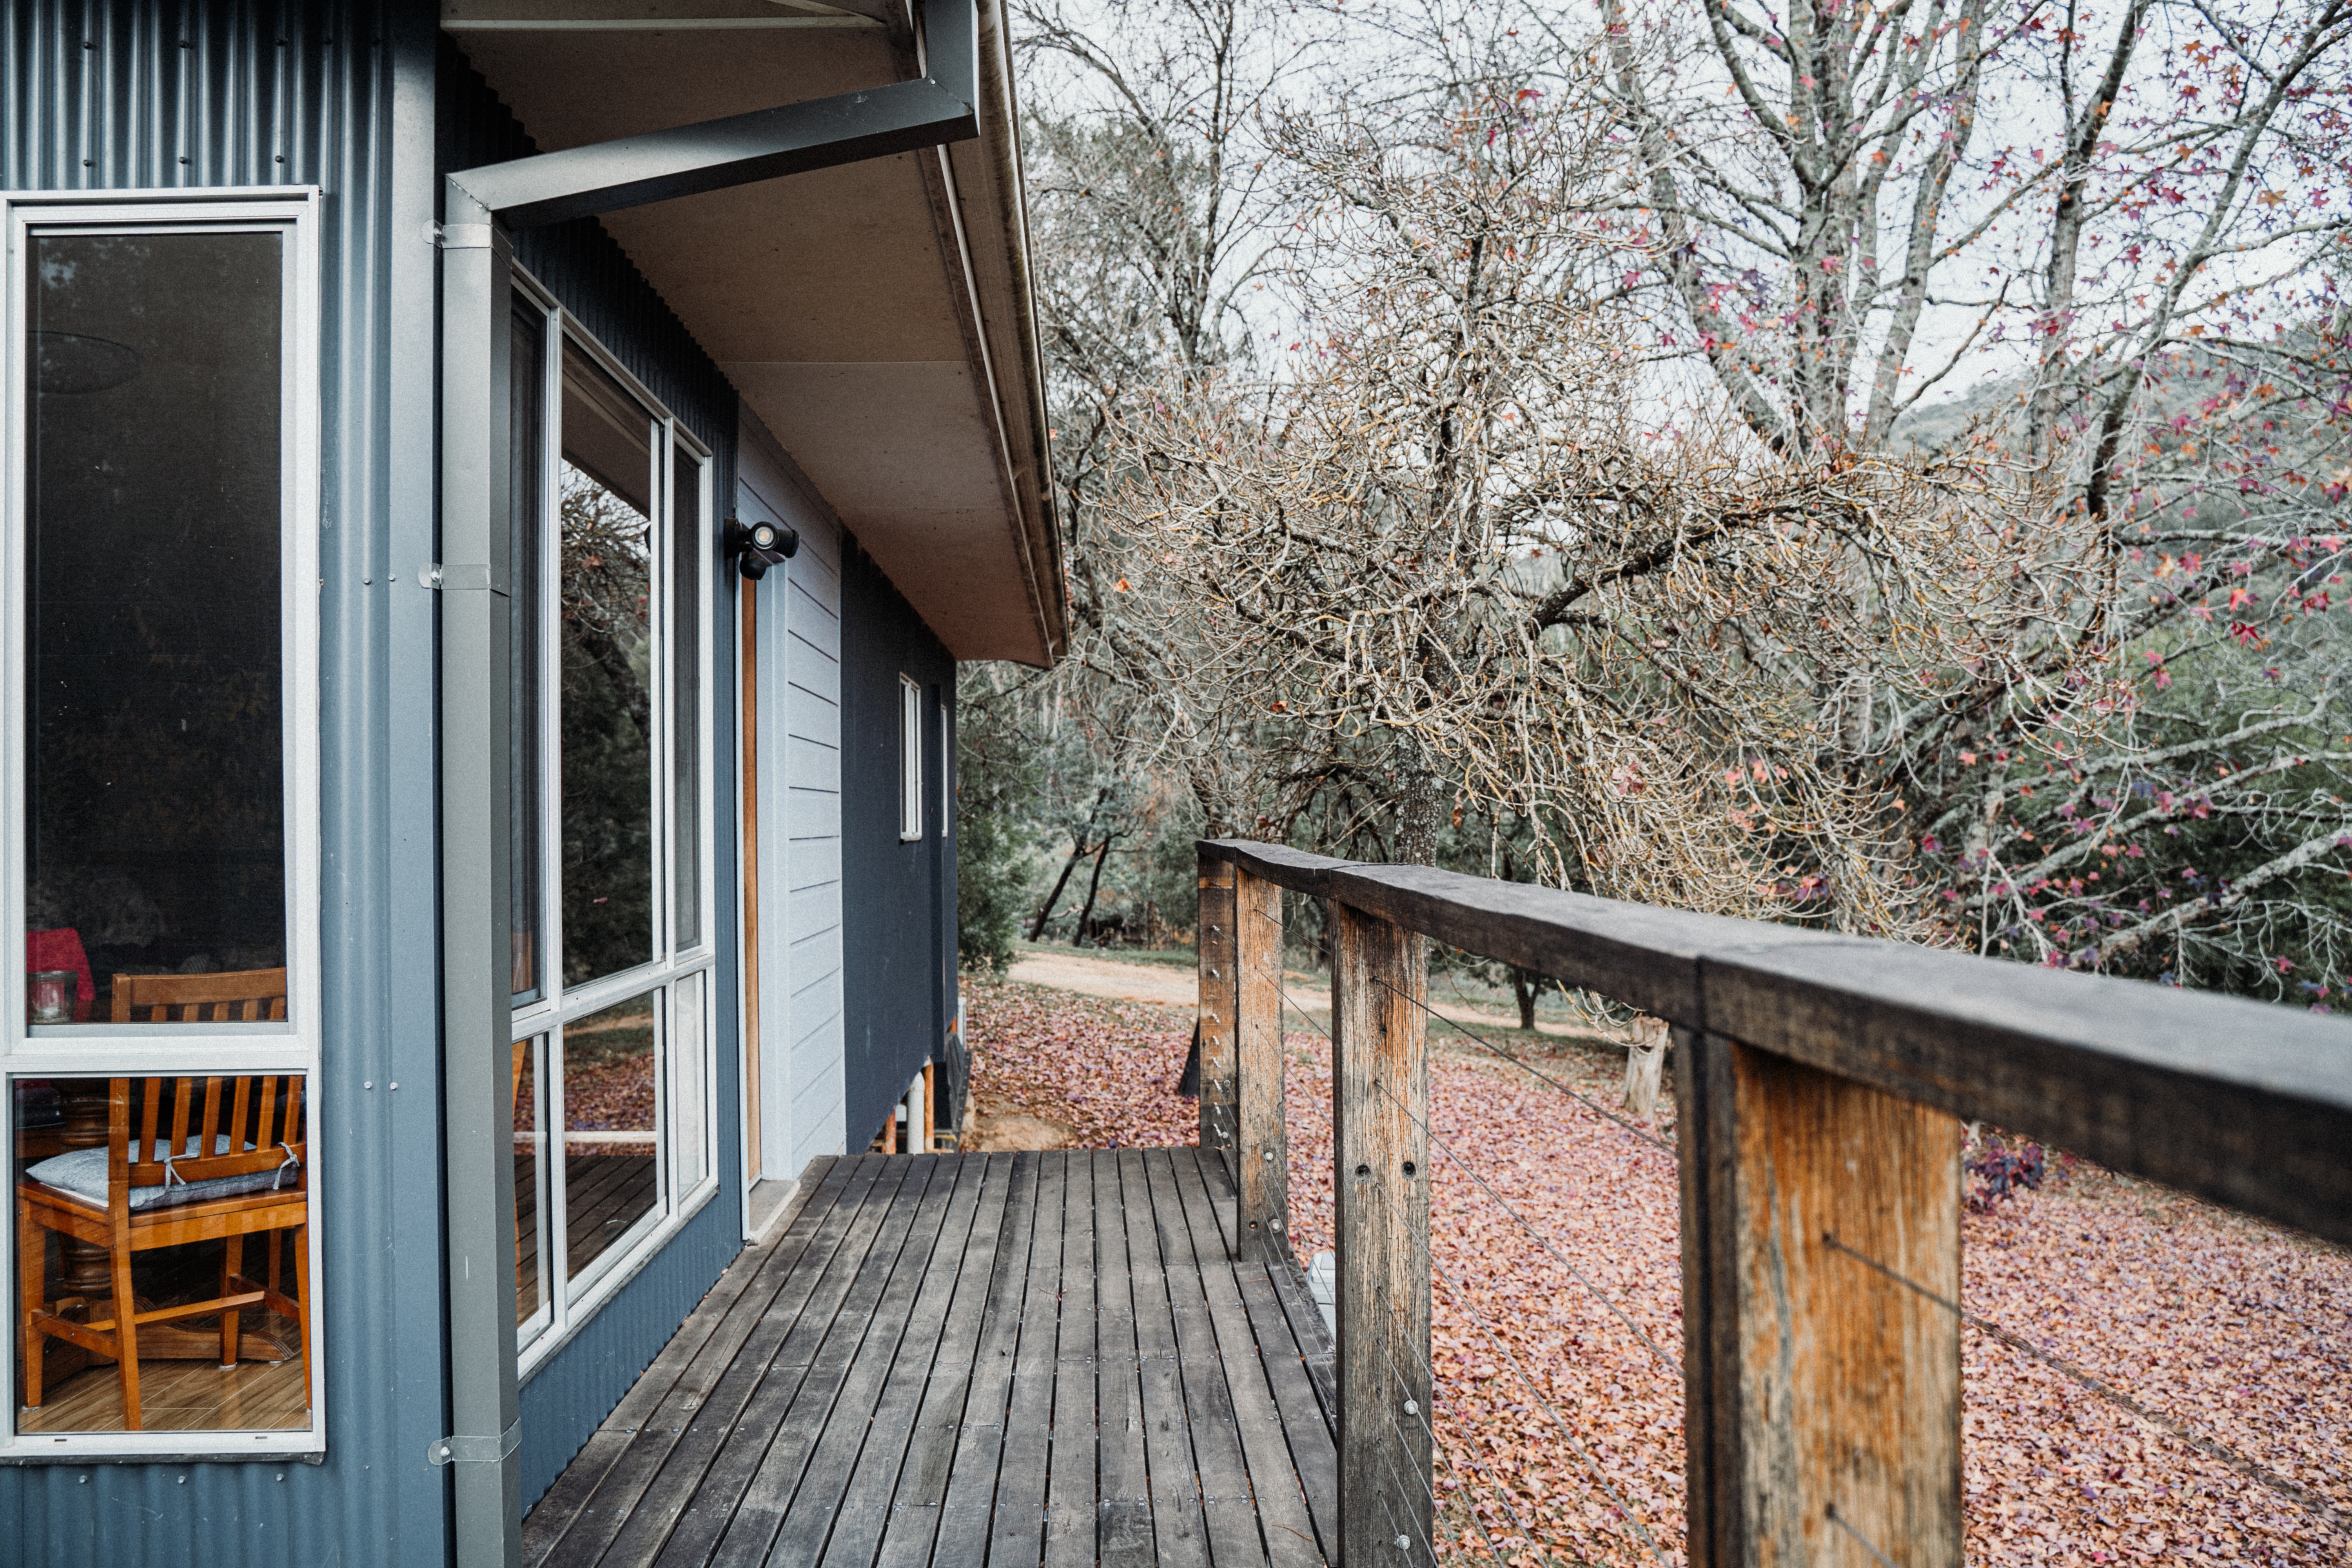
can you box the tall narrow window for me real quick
[504,275,717,1361]
[671,454,702,951]
[9,196,321,1455]
[25,230,287,1013]
[559,347,655,987]
[510,306,546,1002]
[900,676,924,841]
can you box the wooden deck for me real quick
[522,1149,1339,1568]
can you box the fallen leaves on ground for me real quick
[965,977,2352,1566]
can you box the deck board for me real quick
[1093,1150,1152,1568]
[871,1154,1018,1568]
[1170,1152,1326,1568]
[525,1156,851,1568]
[1042,1154,1098,1568]
[1125,1149,1212,1568]
[928,1152,1040,1568]
[651,1157,928,1568]
[706,1154,958,1568]
[528,1152,1337,1568]
[988,1151,1065,1568]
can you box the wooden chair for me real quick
[17,1075,309,1431]
[111,967,288,1023]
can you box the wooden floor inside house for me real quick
[18,1348,310,1434]
[522,1149,1339,1568]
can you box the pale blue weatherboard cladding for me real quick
[2,1,453,1564]
[439,39,747,1514]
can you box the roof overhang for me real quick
[444,0,1064,665]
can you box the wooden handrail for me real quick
[1200,836,2352,1568]
[1199,836,2352,1249]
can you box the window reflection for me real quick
[561,993,659,1289]
[24,231,287,1024]
[14,1074,311,1433]
[513,1038,548,1328]
[510,308,546,1003]
[671,455,702,950]
[559,348,655,986]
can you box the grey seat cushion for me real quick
[25,1136,302,1212]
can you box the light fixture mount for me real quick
[724,517,799,580]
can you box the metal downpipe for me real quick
[436,180,524,1568]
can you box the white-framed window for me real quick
[3,190,325,1458]
[900,676,924,842]
[507,270,718,1367]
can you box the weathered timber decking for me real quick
[522,1149,1340,1568]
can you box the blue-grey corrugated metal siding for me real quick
[839,536,956,1152]
[2,2,455,1566]
[439,39,748,1515]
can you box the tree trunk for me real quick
[1389,754,1446,868]
[1071,835,1118,946]
[1624,1015,1669,1122]
[1512,967,1539,1031]
[1028,836,1090,942]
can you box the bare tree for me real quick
[1104,30,2081,931]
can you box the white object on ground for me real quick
[1307,1250,1337,1341]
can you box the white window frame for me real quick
[507,270,718,1372]
[900,676,924,842]
[0,189,326,1461]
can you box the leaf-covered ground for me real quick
[965,978,2352,1566]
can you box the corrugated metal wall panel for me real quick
[514,1196,739,1509]
[439,39,748,1514]
[838,538,955,1152]
[1,3,452,1566]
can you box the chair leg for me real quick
[108,1240,141,1432]
[292,1225,312,1412]
[219,1234,245,1368]
[18,1202,45,1410]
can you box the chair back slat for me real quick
[109,1080,136,1219]
[138,1078,163,1171]
[123,1075,307,1188]
[110,967,288,1024]
[197,1074,224,1159]
[170,1077,196,1161]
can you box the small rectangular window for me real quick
[900,677,924,841]
[560,989,661,1296]
[16,1073,312,1435]
[513,1035,549,1330]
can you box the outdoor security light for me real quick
[725,517,799,580]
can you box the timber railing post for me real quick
[1677,1026,1963,1568]
[1234,867,1287,1263]
[1333,900,1432,1568]
[1197,850,1238,1159]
